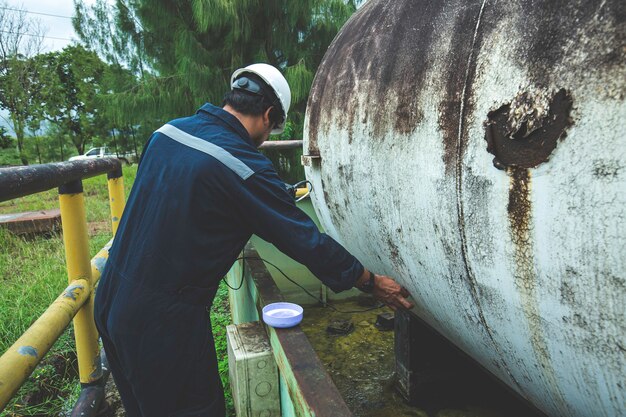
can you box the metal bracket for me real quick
[301,155,321,167]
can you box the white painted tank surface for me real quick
[303,1,625,416]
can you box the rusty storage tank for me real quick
[302,1,625,416]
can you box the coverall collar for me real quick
[197,103,254,146]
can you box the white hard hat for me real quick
[231,63,291,135]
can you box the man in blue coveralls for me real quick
[94,63,413,416]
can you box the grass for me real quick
[211,282,236,416]
[0,164,235,416]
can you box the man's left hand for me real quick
[356,269,414,311]
[371,274,414,311]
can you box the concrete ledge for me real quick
[0,209,61,235]
[243,244,354,417]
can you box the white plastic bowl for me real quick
[262,302,304,328]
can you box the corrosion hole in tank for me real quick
[484,89,573,170]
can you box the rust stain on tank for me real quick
[507,167,568,412]
[438,0,492,176]
[512,1,625,91]
[431,0,531,394]
[433,1,529,391]
[307,0,446,152]
[321,176,347,228]
[485,89,573,169]
[491,88,575,404]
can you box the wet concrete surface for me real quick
[300,297,545,417]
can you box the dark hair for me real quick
[222,74,283,126]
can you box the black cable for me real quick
[224,255,384,314]
[291,180,312,190]
[0,29,72,42]
[223,256,246,291]
[0,7,73,19]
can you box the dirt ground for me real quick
[98,378,124,417]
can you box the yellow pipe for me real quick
[107,170,125,236]
[91,238,113,284]
[0,173,118,410]
[59,183,102,384]
[0,238,112,411]
[0,279,90,410]
[295,187,309,198]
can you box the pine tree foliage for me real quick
[73,0,151,77]
[285,60,315,106]
[73,0,359,137]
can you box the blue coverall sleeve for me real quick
[231,168,364,292]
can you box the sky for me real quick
[3,0,92,52]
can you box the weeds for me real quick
[210,282,235,416]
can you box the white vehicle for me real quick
[69,147,136,165]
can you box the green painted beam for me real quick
[243,245,353,417]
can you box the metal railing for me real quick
[0,158,126,415]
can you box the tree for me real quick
[72,0,359,137]
[73,0,150,77]
[97,62,144,156]
[0,55,48,165]
[41,45,109,155]
[0,1,44,63]
[0,1,45,164]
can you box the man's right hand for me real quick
[356,269,414,311]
